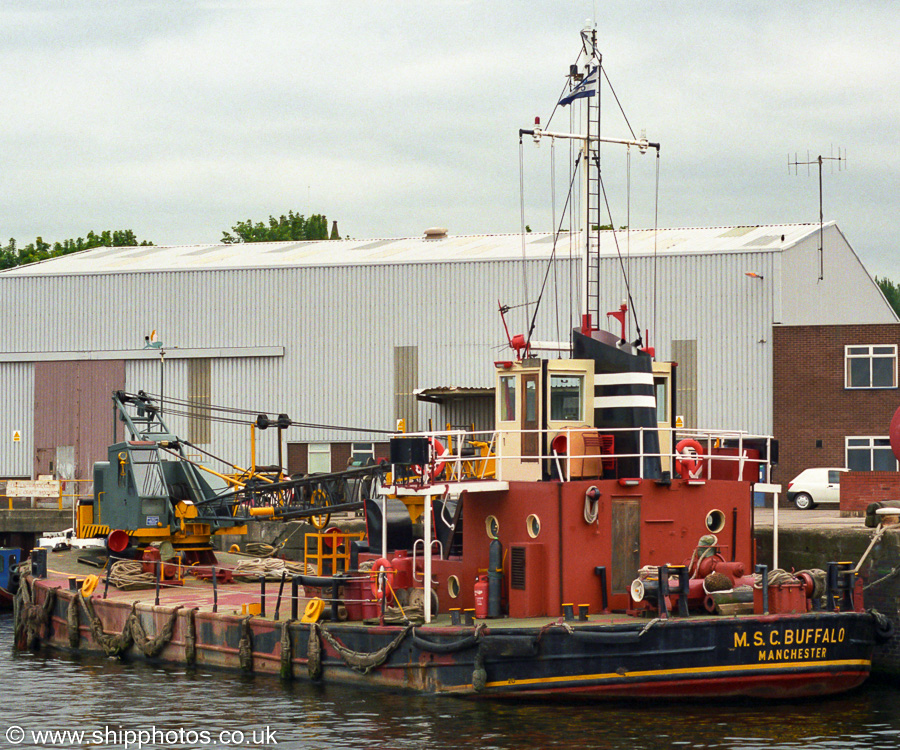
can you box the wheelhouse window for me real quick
[845,345,897,389]
[499,375,516,422]
[846,437,898,471]
[129,448,167,497]
[549,374,583,421]
[654,378,668,423]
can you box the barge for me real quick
[13,27,893,699]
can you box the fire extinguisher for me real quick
[474,574,489,619]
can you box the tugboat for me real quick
[14,27,891,699]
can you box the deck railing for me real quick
[392,426,776,486]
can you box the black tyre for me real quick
[794,492,815,510]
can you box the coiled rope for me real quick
[109,561,156,590]
[233,557,311,581]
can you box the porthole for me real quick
[485,515,500,539]
[705,509,726,534]
[448,575,460,599]
[526,514,541,539]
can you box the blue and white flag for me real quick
[558,66,599,107]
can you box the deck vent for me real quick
[424,227,448,239]
[511,546,527,590]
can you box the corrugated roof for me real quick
[0,224,822,276]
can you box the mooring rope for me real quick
[66,594,80,648]
[314,621,412,675]
[14,579,58,650]
[238,616,253,671]
[279,619,294,680]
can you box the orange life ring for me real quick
[675,438,705,478]
[369,557,396,600]
[413,437,447,482]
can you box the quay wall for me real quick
[755,524,900,675]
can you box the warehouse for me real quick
[0,221,893,487]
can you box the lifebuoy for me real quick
[675,438,705,478]
[414,437,447,482]
[369,557,396,600]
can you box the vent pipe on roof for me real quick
[424,227,448,239]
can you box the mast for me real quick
[583,26,601,330]
[519,28,659,338]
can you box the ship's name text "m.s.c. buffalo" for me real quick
[734,627,847,661]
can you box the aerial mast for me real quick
[789,147,847,281]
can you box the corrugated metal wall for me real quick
[0,362,34,477]
[595,249,776,433]
[33,360,125,481]
[0,244,784,481]
[86,257,569,468]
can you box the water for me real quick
[3,613,900,750]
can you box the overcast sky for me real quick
[3,2,899,278]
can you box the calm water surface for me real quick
[2,613,900,750]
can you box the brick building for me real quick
[773,324,900,490]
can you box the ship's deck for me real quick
[33,547,651,629]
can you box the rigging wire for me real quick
[596,163,643,344]
[653,150,661,352]
[551,138,561,354]
[525,152,582,349]
[519,136,531,330]
[568,102,576,333]
[601,67,636,141]
[545,49,584,131]
[626,145,631,278]
[128,391,395,434]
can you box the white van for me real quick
[786,468,848,510]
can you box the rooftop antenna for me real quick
[788,146,846,281]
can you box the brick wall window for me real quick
[846,436,898,471]
[845,345,897,389]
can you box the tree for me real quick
[876,276,900,318]
[221,211,331,243]
[0,230,152,270]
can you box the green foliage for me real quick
[0,229,152,270]
[876,276,900,318]
[221,211,331,243]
